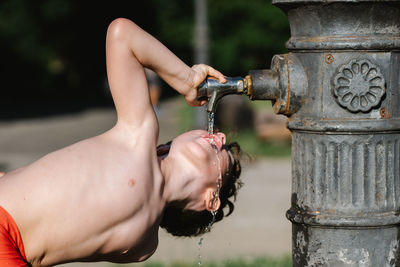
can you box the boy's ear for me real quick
[205,189,221,211]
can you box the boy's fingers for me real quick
[207,67,226,83]
[185,94,201,107]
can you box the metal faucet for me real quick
[197,76,252,113]
[197,53,307,116]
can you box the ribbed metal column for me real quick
[271,0,400,265]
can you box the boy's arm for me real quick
[106,18,225,124]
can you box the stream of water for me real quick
[197,111,223,266]
[208,112,215,135]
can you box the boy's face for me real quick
[171,129,229,175]
[167,130,231,209]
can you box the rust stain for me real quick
[380,107,392,118]
[283,54,291,115]
[325,54,334,64]
[297,35,384,43]
[376,192,383,203]
[375,192,383,204]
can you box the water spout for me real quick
[197,54,306,116]
[197,76,252,113]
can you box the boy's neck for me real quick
[158,156,191,208]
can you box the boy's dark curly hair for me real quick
[157,141,242,237]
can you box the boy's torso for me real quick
[0,126,164,266]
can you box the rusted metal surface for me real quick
[270,0,400,266]
[274,1,400,51]
[324,54,334,65]
[248,53,307,116]
[196,1,400,264]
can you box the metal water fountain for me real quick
[198,0,400,265]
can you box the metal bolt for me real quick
[325,54,334,64]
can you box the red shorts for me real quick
[0,206,29,266]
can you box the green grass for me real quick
[111,255,291,267]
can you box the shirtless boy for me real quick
[0,18,242,266]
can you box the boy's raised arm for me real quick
[105,18,225,124]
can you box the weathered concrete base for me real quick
[292,224,400,267]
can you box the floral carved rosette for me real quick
[332,59,386,112]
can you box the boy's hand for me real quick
[0,172,5,177]
[183,64,226,107]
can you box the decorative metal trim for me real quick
[291,133,400,225]
[332,59,386,112]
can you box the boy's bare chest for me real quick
[99,205,161,263]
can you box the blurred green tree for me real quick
[152,0,289,73]
[209,0,289,74]
[0,0,158,117]
[0,0,289,118]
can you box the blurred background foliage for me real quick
[0,0,289,119]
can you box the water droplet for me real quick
[198,237,204,266]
